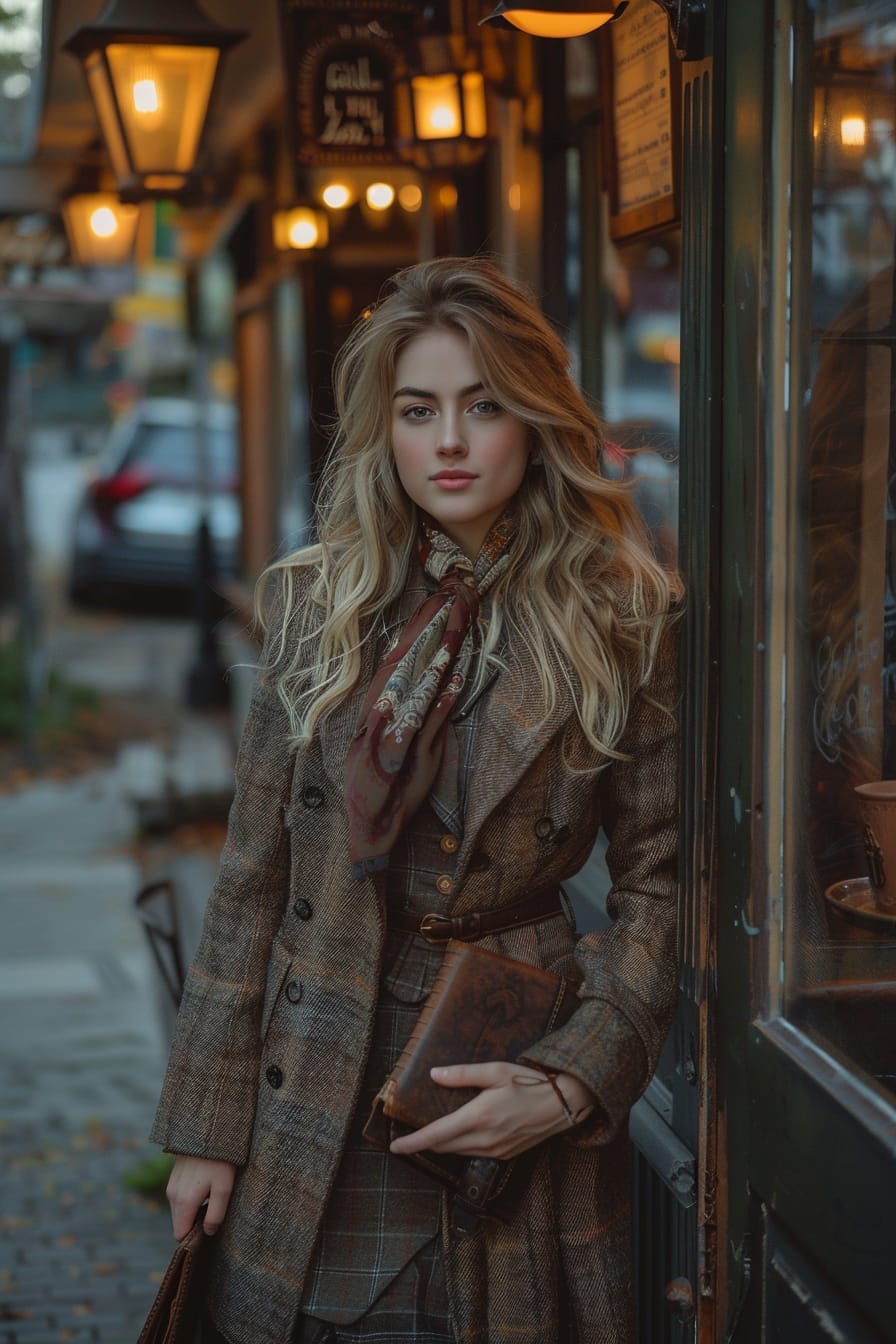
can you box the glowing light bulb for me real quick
[89,206,119,238]
[438,184,458,210]
[841,115,866,147]
[429,105,457,134]
[322,182,351,209]
[132,78,160,114]
[289,217,319,248]
[366,182,395,211]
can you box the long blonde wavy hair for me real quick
[259,256,675,762]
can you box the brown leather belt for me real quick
[388,889,567,945]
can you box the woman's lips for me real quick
[431,472,477,491]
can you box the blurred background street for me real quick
[2,425,237,1342]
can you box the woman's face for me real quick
[390,326,530,559]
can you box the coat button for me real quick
[440,834,459,854]
[293,898,313,920]
[534,817,555,841]
[301,785,325,809]
[436,875,454,896]
[285,979,303,1004]
[266,1065,283,1089]
[469,852,491,872]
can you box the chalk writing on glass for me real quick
[812,610,881,763]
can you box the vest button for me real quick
[285,979,303,1004]
[301,785,324,809]
[440,834,459,854]
[293,898,313,920]
[436,875,454,896]
[266,1065,283,1089]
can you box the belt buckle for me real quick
[419,913,452,944]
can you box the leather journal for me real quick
[363,938,579,1232]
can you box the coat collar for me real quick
[316,555,577,880]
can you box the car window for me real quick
[124,423,237,486]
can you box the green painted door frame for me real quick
[716,2,896,1339]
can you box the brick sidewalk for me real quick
[0,767,225,1344]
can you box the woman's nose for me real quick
[437,411,467,455]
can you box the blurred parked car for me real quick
[68,398,240,604]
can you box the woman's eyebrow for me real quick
[392,381,485,400]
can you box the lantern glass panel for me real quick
[85,53,131,181]
[63,192,140,266]
[104,43,219,174]
[412,73,462,141]
[461,72,487,139]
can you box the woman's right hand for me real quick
[166,1154,237,1240]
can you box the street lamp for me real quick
[62,0,246,200]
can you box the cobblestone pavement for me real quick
[0,769,188,1344]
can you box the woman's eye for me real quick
[470,399,500,415]
[401,404,433,419]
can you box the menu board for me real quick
[601,0,680,242]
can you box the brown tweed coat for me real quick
[150,562,680,1344]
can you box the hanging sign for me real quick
[281,1,417,166]
[599,0,681,242]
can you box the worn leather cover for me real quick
[378,938,579,1129]
[362,939,579,1229]
[137,1215,211,1344]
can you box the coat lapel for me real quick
[455,633,576,888]
[317,556,577,891]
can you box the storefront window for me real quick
[786,0,896,1099]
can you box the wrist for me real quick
[553,1072,595,1126]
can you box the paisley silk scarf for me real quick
[346,512,515,879]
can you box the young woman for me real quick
[153,256,680,1344]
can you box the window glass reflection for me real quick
[791,0,896,1100]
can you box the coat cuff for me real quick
[518,998,648,1146]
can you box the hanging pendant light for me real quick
[480,1,620,37]
[62,0,246,200]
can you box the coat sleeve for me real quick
[520,607,680,1145]
[149,603,297,1165]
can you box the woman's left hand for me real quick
[388,1062,595,1161]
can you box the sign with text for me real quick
[600,0,681,243]
[281,2,417,167]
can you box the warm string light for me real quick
[366,182,395,210]
[322,182,351,209]
[398,184,423,212]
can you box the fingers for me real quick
[390,1097,484,1156]
[429,1062,514,1089]
[166,1156,236,1240]
[203,1167,235,1235]
[389,1062,578,1160]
